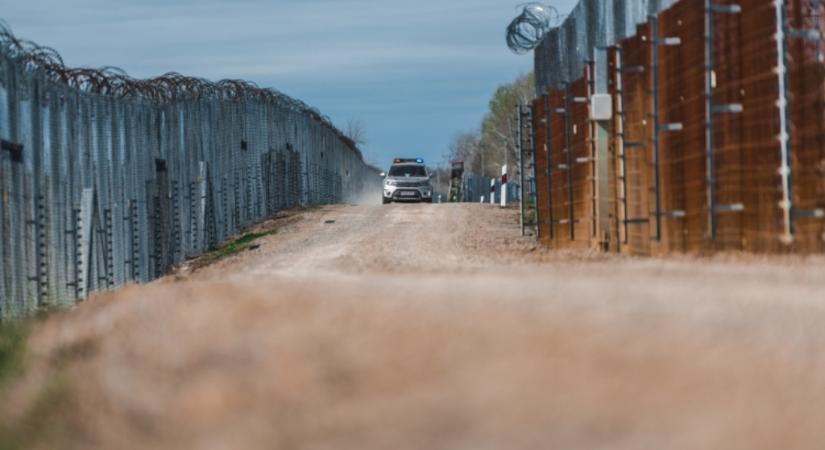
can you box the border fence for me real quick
[529,0,824,254]
[462,174,520,204]
[0,25,381,320]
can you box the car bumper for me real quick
[384,186,433,201]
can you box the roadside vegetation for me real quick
[185,230,277,272]
[447,72,535,178]
[0,321,27,389]
[0,318,73,450]
[181,207,310,272]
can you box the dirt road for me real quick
[3,203,825,449]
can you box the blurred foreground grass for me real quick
[0,319,72,450]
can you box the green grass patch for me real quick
[177,207,308,274]
[0,322,28,388]
[0,374,71,450]
[214,231,271,258]
[187,229,277,272]
[0,316,79,450]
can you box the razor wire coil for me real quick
[0,20,360,152]
[506,3,561,54]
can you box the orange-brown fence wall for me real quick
[531,0,825,255]
[533,71,598,249]
[787,0,825,252]
[533,96,552,242]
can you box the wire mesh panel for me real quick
[711,0,748,251]
[569,73,593,248]
[530,0,822,255]
[617,24,654,255]
[787,0,825,252]
[534,0,680,92]
[538,67,602,250]
[0,27,382,321]
[532,95,552,242]
[462,174,494,203]
[548,87,570,244]
[656,0,706,253]
[739,0,787,252]
[605,46,623,252]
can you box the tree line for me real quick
[446,72,535,179]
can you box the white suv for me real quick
[382,158,433,204]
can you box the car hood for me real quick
[386,177,430,183]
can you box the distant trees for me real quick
[448,72,534,178]
[449,131,481,172]
[344,119,368,147]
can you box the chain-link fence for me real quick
[0,28,381,321]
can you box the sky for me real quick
[1,0,577,169]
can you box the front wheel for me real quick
[383,197,392,204]
[423,198,433,204]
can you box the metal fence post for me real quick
[775,0,795,244]
[517,104,525,236]
[563,81,575,241]
[650,14,685,242]
[650,16,663,242]
[705,1,745,240]
[544,95,554,240]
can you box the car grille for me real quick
[396,181,423,187]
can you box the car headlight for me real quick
[385,180,396,187]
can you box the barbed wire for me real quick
[506,3,562,54]
[0,19,359,151]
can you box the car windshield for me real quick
[388,165,427,177]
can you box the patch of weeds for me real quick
[0,311,86,450]
[0,319,66,450]
[0,308,63,389]
[174,206,312,274]
[0,373,72,450]
[215,231,271,257]
[0,322,28,389]
[187,229,277,271]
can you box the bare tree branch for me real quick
[344,119,368,147]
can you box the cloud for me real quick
[0,0,573,167]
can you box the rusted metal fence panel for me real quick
[569,73,594,248]
[605,46,623,251]
[656,0,706,253]
[617,24,654,255]
[532,95,553,242]
[787,0,825,252]
[531,0,823,255]
[738,0,787,252]
[711,0,748,251]
[548,88,572,245]
[538,70,598,250]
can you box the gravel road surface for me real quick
[3,203,825,450]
